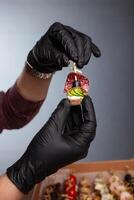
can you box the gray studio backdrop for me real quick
[0,0,134,174]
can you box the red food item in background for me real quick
[64,174,78,200]
[65,184,76,193]
[64,174,77,189]
[68,188,77,198]
[69,174,77,184]
[64,72,89,93]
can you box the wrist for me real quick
[17,65,52,102]
[0,174,25,199]
[26,61,54,80]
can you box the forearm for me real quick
[0,175,24,200]
[17,64,52,102]
[0,64,52,132]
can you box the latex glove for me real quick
[7,96,96,194]
[27,22,101,73]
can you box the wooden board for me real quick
[29,159,134,200]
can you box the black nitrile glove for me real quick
[6,96,96,194]
[27,22,101,73]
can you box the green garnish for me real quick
[67,87,86,97]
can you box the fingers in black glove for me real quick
[27,35,69,73]
[46,98,71,134]
[49,22,78,62]
[78,96,97,143]
[27,22,101,73]
[60,24,101,68]
[6,96,97,194]
[64,96,96,144]
[91,42,101,57]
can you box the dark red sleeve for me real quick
[0,83,44,133]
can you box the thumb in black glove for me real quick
[7,96,97,194]
[27,22,101,73]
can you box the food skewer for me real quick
[64,60,89,106]
[72,62,81,88]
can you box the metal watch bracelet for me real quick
[26,61,53,80]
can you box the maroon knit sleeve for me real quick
[0,83,44,133]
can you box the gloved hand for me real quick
[27,22,101,73]
[7,96,96,194]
